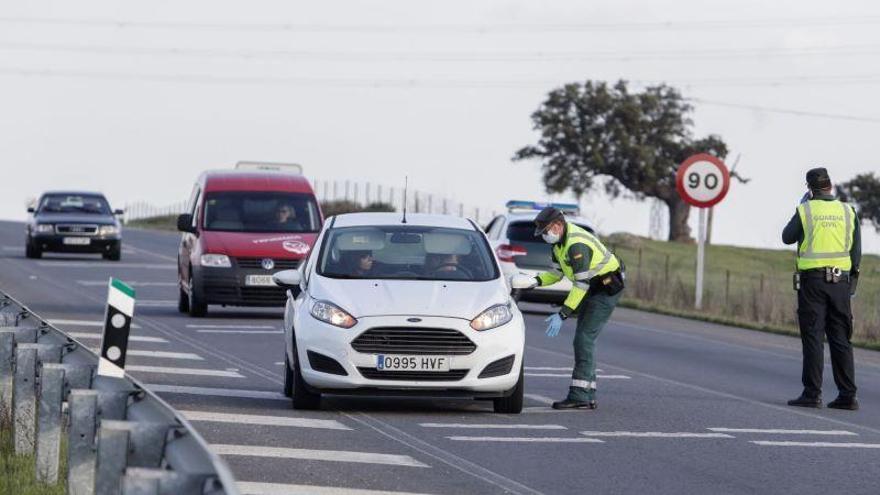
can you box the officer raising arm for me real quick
[783,167,862,410]
[529,207,625,410]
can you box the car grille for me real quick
[236,258,301,270]
[239,287,288,305]
[55,224,99,235]
[351,327,477,356]
[478,355,515,378]
[357,368,469,381]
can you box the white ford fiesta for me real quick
[273,212,525,413]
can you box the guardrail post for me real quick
[36,363,65,482]
[97,389,130,421]
[100,420,169,468]
[121,468,161,495]
[13,343,37,454]
[58,363,96,399]
[95,421,130,495]
[33,343,63,365]
[68,389,99,495]
[13,325,38,344]
[0,329,13,415]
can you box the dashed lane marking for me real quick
[133,300,177,307]
[420,423,566,430]
[36,261,175,269]
[523,393,555,405]
[525,367,604,372]
[751,441,880,449]
[90,349,203,361]
[580,431,734,439]
[709,428,857,436]
[76,280,177,287]
[447,436,603,443]
[186,324,276,329]
[68,332,167,343]
[212,444,430,468]
[182,410,350,430]
[195,329,283,334]
[238,482,432,495]
[49,319,142,329]
[145,384,287,401]
[125,365,245,378]
[526,373,631,379]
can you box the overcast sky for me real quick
[1,0,878,253]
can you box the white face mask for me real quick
[542,231,560,244]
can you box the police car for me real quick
[483,201,596,304]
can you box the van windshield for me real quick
[203,191,321,233]
[318,225,499,281]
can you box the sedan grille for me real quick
[236,258,301,270]
[357,368,469,381]
[55,224,99,235]
[351,327,476,356]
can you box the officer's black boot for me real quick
[787,394,822,408]
[827,396,859,410]
[552,398,597,410]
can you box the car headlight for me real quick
[470,303,513,331]
[200,254,231,267]
[35,224,54,234]
[99,225,120,236]
[310,300,357,328]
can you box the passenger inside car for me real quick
[272,203,303,231]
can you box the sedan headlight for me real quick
[35,224,54,234]
[310,300,357,328]
[99,225,120,236]
[470,303,513,331]
[200,254,231,267]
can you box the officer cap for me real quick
[534,207,564,236]
[806,167,832,190]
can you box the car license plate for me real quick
[62,237,90,246]
[376,355,450,372]
[245,275,276,286]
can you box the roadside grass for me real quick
[125,214,178,231]
[607,233,880,348]
[0,406,67,495]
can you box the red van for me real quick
[176,169,322,317]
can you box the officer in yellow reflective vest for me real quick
[530,207,625,410]
[783,167,862,410]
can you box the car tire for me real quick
[103,245,122,261]
[282,353,294,398]
[25,241,41,259]
[493,364,524,414]
[187,273,208,318]
[177,284,190,314]
[290,344,321,410]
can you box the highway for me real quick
[1,219,879,495]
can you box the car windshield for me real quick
[319,225,499,281]
[38,194,111,215]
[203,191,321,233]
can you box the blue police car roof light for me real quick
[505,200,580,214]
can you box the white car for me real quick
[484,201,596,304]
[274,212,525,413]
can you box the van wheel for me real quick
[290,345,321,410]
[493,364,524,414]
[187,273,208,317]
[25,242,41,259]
[283,353,293,397]
[177,285,190,314]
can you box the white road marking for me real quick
[709,428,857,436]
[521,407,581,414]
[76,280,177,287]
[133,300,177,307]
[212,444,429,468]
[36,261,175,269]
[182,410,350,430]
[186,324,276,329]
[580,431,734,438]
[2,246,21,251]
[238,482,432,495]
[525,373,630,379]
[524,367,603,372]
[420,423,566,430]
[125,365,244,378]
[145,384,287,400]
[124,245,178,262]
[195,329,283,334]
[68,332,167,343]
[49,319,142,329]
[751,441,880,449]
[117,350,203,361]
[274,361,284,366]
[447,436,603,443]
[524,394,555,405]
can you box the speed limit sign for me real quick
[675,154,730,208]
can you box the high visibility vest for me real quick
[796,199,855,271]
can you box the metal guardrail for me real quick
[0,290,240,495]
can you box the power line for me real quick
[690,98,880,123]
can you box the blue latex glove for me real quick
[545,313,564,337]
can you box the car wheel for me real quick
[177,284,190,314]
[187,273,208,318]
[103,245,122,261]
[291,344,321,410]
[282,353,294,397]
[493,364,524,414]
[25,241,41,259]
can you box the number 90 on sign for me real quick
[676,154,730,208]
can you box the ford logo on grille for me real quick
[261,258,275,270]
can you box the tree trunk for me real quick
[666,197,693,242]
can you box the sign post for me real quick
[97,278,136,378]
[675,154,731,309]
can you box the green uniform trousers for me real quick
[567,290,622,402]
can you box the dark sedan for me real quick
[26,191,123,260]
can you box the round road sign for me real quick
[675,153,730,208]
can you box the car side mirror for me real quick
[176,214,196,233]
[114,209,124,216]
[273,269,302,289]
[510,273,537,290]
[27,207,35,213]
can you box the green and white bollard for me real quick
[97,279,136,379]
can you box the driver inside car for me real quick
[344,250,376,277]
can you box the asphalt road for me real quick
[2,219,880,495]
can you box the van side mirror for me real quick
[176,214,196,233]
[114,209,124,216]
[27,207,35,213]
[273,269,302,289]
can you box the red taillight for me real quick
[496,244,527,263]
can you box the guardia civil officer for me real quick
[525,207,625,409]
[783,167,862,410]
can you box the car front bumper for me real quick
[295,313,524,396]
[29,234,120,254]
[194,263,296,307]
